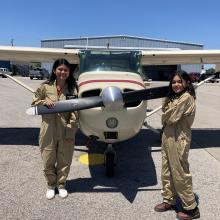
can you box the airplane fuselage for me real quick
[78,71,147,143]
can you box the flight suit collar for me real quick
[53,80,68,100]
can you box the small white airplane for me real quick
[0,45,220,177]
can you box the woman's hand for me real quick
[45,98,55,109]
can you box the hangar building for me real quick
[41,35,203,81]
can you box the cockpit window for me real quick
[79,50,141,75]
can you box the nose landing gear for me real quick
[104,144,116,177]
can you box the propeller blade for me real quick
[122,86,169,103]
[26,96,103,115]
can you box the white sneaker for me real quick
[46,188,55,200]
[58,188,68,198]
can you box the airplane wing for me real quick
[0,45,219,115]
[141,50,220,65]
[0,46,80,64]
[1,46,220,65]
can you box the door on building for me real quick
[143,65,177,81]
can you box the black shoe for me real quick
[177,207,200,220]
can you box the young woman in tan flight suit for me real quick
[154,71,200,220]
[32,59,78,200]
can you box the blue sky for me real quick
[1,0,220,49]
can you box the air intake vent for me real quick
[104,132,118,139]
[81,89,101,97]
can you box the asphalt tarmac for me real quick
[0,77,220,220]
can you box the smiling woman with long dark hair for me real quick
[32,58,78,200]
[154,70,200,220]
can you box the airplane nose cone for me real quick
[101,86,124,111]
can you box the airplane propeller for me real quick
[26,96,104,115]
[26,86,169,115]
[122,86,169,103]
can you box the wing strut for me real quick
[4,74,34,93]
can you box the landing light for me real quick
[106,117,118,129]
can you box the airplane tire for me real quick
[105,151,115,178]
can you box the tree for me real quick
[206,68,215,74]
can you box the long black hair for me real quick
[167,70,196,101]
[44,58,78,92]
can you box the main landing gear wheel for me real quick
[104,144,116,178]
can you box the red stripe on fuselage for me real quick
[78,79,145,88]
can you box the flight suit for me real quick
[161,91,197,210]
[32,81,78,188]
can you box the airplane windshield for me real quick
[79,50,141,74]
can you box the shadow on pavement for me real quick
[0,127,219,148]
[0,127,218,203]
[0,128,89,146]
[192,128,220,148]
[67,129,161,203]
[0,127,39,146]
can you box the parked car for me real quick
[206,72,220,83]
[29,68,49,80]
[0,67,12,78]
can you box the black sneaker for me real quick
[177,207,200,220]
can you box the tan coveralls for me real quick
[32,81,78,188]
[161,91,197,210]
